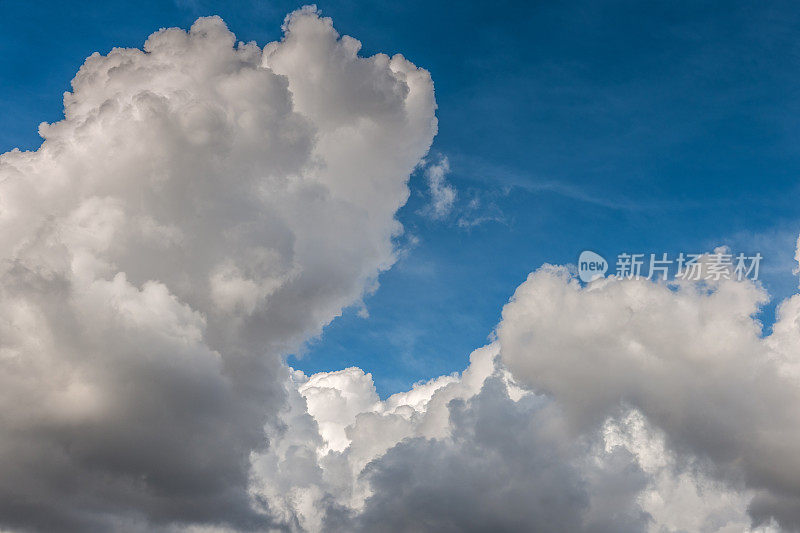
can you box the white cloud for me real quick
[794,234,800,282]
[421,154,456,219]
[0,7,435,531]
[251,246,800,532]
[498,265,800,531]
[2,4,799,532]
[252,335,782,532]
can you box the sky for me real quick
[3,0,800,396]
[2,3,800,531]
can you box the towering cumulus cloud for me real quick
[0,7,435,531]
[3,6,800,533]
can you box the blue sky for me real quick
[3,0,799,396]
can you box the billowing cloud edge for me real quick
[2,4,799,533]
[0,6,436,532]
[254,245,800,532]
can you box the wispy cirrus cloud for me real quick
[420,154,456,220]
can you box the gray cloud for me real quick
[252,265,798,532]
[498,266,800,531]
[3,5,798,533]
[0,7,435,531]
[346,377,649,533]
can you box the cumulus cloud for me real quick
[498,267,800,531]
[0,7,435,531]
[250,244,800,532]
[252,326,785,533]
[3,4,800,533]
[250,346,496,531]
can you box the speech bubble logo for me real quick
[578,250,608,283]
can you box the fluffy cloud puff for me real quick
[253,264,800,532]
[0,7,435,531]
[499,268,800,530]
[3,5,799,533]
[254,342,779,533]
